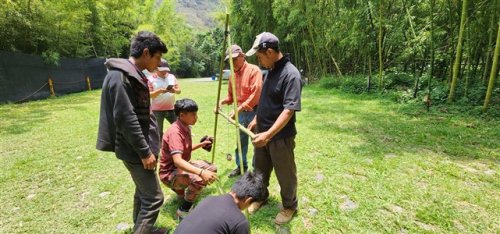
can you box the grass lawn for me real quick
[0,78,498,233]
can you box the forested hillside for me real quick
[0,0,224,78]
[175,0,222,31]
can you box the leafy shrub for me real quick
[41,51,60,66]
[384,71,414,90]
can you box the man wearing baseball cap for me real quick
[219,44,263,178]
[246,32,302,225]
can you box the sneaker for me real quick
[275,208,296,225]
[228,167,248,178]
[247,200,266,214]
[176,209,189,222]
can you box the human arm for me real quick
[247,116,257,131]
[109,71,155,168]
[252,109,294,147]
[192,138,213,151]
[150,88,168,99]
[252,72,302,148]
[172,154,218,183]
[148,80,168,99]
[219,78,234,106]
[168,76,181,94]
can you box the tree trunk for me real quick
[368,55,372,91]
[378,0,384,92]
[483,21,500,112]
[482,0,497,84]
[447,0,468,103]
[427,0,435,111]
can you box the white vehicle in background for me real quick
[213,69,231,80]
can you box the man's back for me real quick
[174,194,249,234]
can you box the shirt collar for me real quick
[175,119,191,135]
[235,61,247,74]
[271,53,290,71]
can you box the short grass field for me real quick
[0,78,499,233]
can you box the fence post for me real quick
[86,76,92,91]
[48,77,55,97]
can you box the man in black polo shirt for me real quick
[246,32,302,225]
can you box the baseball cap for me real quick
[224,44,244,61]
[157,58,170,72]
[245,32,279,56]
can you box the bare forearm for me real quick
[173,155,203,175]
[192,142,204,151]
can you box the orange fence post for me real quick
[48,77,55,97]
[86,76,92,91]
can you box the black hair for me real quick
[231,171,266,202]
[174,98,198,116]
[130,31,168,58]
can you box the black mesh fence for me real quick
[0,51,107,104]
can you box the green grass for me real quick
[0,79,498,233]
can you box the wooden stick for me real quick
[217,110,257,139]
[211,12,230,165]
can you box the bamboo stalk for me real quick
[217,109,256,139]
[211,12,230,165]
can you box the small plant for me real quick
[41,50,60,66]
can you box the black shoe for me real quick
[228,167,247,178]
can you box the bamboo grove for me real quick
[230,0,500,111]
[1,0,499,111]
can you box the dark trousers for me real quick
[153,110,176,140]
[254,136,298,210]
[123,161,164,234]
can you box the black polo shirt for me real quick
[256,54,302,141]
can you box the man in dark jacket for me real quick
[96,31,168,234]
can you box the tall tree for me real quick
[483,20,500,112]
[447,0,468,103]
[378,0,384,91]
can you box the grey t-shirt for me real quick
[256,54,302,141]
[174,194,249,234]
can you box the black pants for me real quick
[123,161,164,234]
[254,136,298,210]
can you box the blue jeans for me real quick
[235,111,256,169]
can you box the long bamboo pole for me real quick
[211,12,230,164]
[226,31,245,177]
[447,0,468,103]
[217,109,256,139]
[483,21,500,112]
